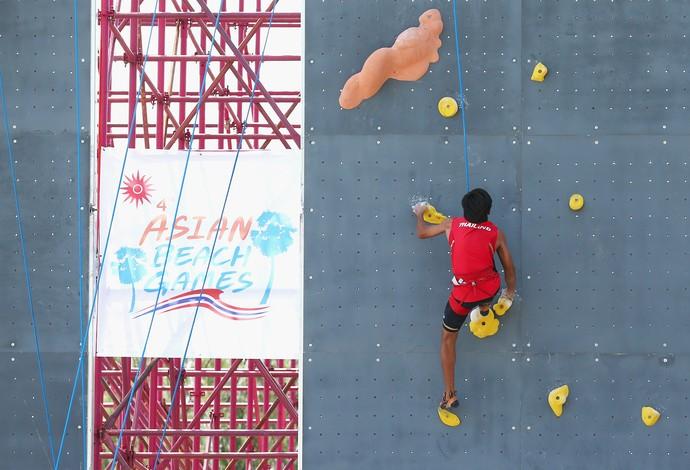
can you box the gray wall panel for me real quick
[520,353,690,469]
[303,351,524,469]
[522,0,690,135]
[521,136,690,354]
[0,0,90,468]
[305,0,689,468]
[307,0,521,136]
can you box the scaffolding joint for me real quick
[97,9,115,25]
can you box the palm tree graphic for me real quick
[115,247,147,312]
[250,211,296,305]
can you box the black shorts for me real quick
[442,294,498,332]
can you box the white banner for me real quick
[96,148,302,359]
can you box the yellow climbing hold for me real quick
[493,296,513,317]
[438,96,459,118]
[531,62,548,82]
[569,193,585,211]
[641,406,661,427]
[469,308,500,339]
[437,407,462,427]
[548,385,570,417]
[423,204,448,225]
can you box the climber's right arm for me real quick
[416,212,451,239]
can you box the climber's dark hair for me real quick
[462,188,492,223]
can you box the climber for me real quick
[414,188,517,410]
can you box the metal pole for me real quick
[156,0,166,148]
[127,0,138,149]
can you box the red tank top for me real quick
[448,217,500,302]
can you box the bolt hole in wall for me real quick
[305,0,690,469]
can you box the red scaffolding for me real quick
[93,358,299,469]
[94,1,301,468]
[97,0,301,151]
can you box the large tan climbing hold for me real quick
[641,406,661,427]
[339,9,443,109]
[548,385,569,417]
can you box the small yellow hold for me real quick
[493,296,513,317]
[548,385,570,417]
[569,193,585,211]
[437,407,462,427]
[531,62,548,82]
[423,205,448,225]
[469,308,500,339]
[641,406,661,427]
[438,96,459,118]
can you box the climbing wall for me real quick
[0,0,90,468]
[304,1,690,468]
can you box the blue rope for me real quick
[71,0,87,467]
[109,4,225,469]
[53,1,164,467]
[451,0,471,192]
[0,71,57,468]
[151,4,280,468]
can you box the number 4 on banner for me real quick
[156,200,167,211]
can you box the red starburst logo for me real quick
[121,171,153,207]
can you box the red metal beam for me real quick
[102,451,297,459]
[251,360,298,421]
[192,0,300,144]
[260,101,299,149]
[165,359,243,453]
[113,54,300,62]
[100,0,301,150]
[107,21,183,131]
[102,359,160,429]
[107,96,300,103]
[221,376,297,470]
[177,16,255,149]
[105,429,297,437]
[111,11,300,21]
[164,0,293,149]
[108,133,294,140]
[94,358,300,467]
